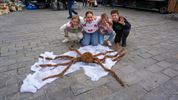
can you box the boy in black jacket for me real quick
[111,10,131,47]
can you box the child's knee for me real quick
[81,39,90,46]
[98,39,104,45]
[91,39,98,46]
[92,42,98,46]
[77,32,83,39]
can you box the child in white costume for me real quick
[60,15,83,43]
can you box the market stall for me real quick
[0,0,25,15]
[168,0,178,13]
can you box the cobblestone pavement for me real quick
[0,5,178,100]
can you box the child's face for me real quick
[71,18,79,26]
[86,13,93,23]
[101,17,108,25]
[111,13,119,22]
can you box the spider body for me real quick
[79,52,94,63]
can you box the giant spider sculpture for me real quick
[39,47,126,87]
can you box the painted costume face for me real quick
[111,13,119,22]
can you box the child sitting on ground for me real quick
[88,0,94,9]
[60,15,83,43]
[111,9,131,47]
[79,10,101,46]
[98,13,114,46]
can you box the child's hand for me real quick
[118,17,125,25]
[93,16,97,20]
[105,22,110,27]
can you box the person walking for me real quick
[82,0,87,7]
[67,0,78,19]
[61,0,67,10]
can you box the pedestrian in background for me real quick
[88,0,94,9]
[67,0,78,19]
[82,0,87,7]
[62,0,67,9]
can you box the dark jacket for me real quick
[112,17,131,33]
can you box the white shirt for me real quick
[79,16,101,33]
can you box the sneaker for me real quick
[62,37,70,43]
[107,41,112,46]
[74,12,78,15]
[67,16,72,19]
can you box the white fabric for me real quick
[20,45,117,93]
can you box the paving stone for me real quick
[146,80,178,100]
[6,92,32,100]
[162,68,178,77]
[29,94,48,100]
[156,61,172,68]
[171,63,178,71]
[165,57,178,65]
[0,78,6,89]
[138,52,153,58]
[46,88,74,100]
[89,85,113,100]
[122,84,147,100]
[28,87,47,100]
[86,76,110,88]
[138,72,170,92]
[152,55,165,61]
[168,94,178,100]
[105,79,123,93]
[0,84,19,96]
[147,50,160,56]
[17,67,31,75]
[0,59,16,68]
[70,80,93,96]
[0,50,17,57]
[103,90,132,100]
[119,65,137,75]
[6,75,25,86]
[3,69,18,78]
[139,90,168,100]
[121,70,143,85]
[62,70,93,96]
[73,92,92,100]
[54,77,76,91]
[15,40,30,46]
[146,64,164,73]
[0,96,5,100]
[128,54,143,63]
[141,58,157,66]
[163,76,178,95]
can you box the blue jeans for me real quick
[98,32,114,44]
[81,32,99,46]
